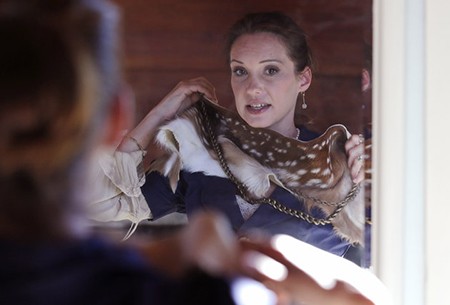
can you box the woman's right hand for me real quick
[152,77,218,122]
[117,77,217,155]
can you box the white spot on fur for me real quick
[321,168,331,176]
[296,169,308,176]
[249,149,262,158]
[305,178,324,186]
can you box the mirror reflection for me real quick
[1,0,392,304]
[98,0,373,267]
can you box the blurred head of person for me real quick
[0,0,129,241]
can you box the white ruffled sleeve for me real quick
[88,148,152,238]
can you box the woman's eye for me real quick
[232,67,247,76]
[265,67,279,75]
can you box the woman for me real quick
[91,12,366,261]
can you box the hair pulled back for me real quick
[225,11,312,73]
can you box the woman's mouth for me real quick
[246,103,271,113]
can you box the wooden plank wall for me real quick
[112,0,372,135]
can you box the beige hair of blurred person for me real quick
[0,0,132,241]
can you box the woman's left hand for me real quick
[345,134,366,184]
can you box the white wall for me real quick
[425,1,450,304]
[374,0,450,304]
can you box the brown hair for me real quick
[0,0,120,174]
[0,0,121,239]
[225,11,313,73]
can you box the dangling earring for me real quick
[301,91,307,109]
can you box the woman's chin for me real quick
[241,115,271,129]
[245,120,271,129]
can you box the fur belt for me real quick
[150,97,365,245]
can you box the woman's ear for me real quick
[361,68,371,92]
[102,82,136,147]
[298,66,312,92]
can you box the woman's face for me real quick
[229,32,311,135]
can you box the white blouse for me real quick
[87,148,151,239]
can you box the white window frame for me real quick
[373,1,450,305]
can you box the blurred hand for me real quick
[132,211,239,278]
[180,211,240,276]
[238,237,375,305]
[133,212,381,305]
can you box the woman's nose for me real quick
[245,76,263,96]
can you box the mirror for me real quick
[112,0,373,266]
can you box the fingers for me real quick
[345,134,366,184]
[239,237,295,270]
[154,77,218,122]
[238,237,291,282]
[173,76,218,104]
[181,211,239,276]
[240,238,374,305]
